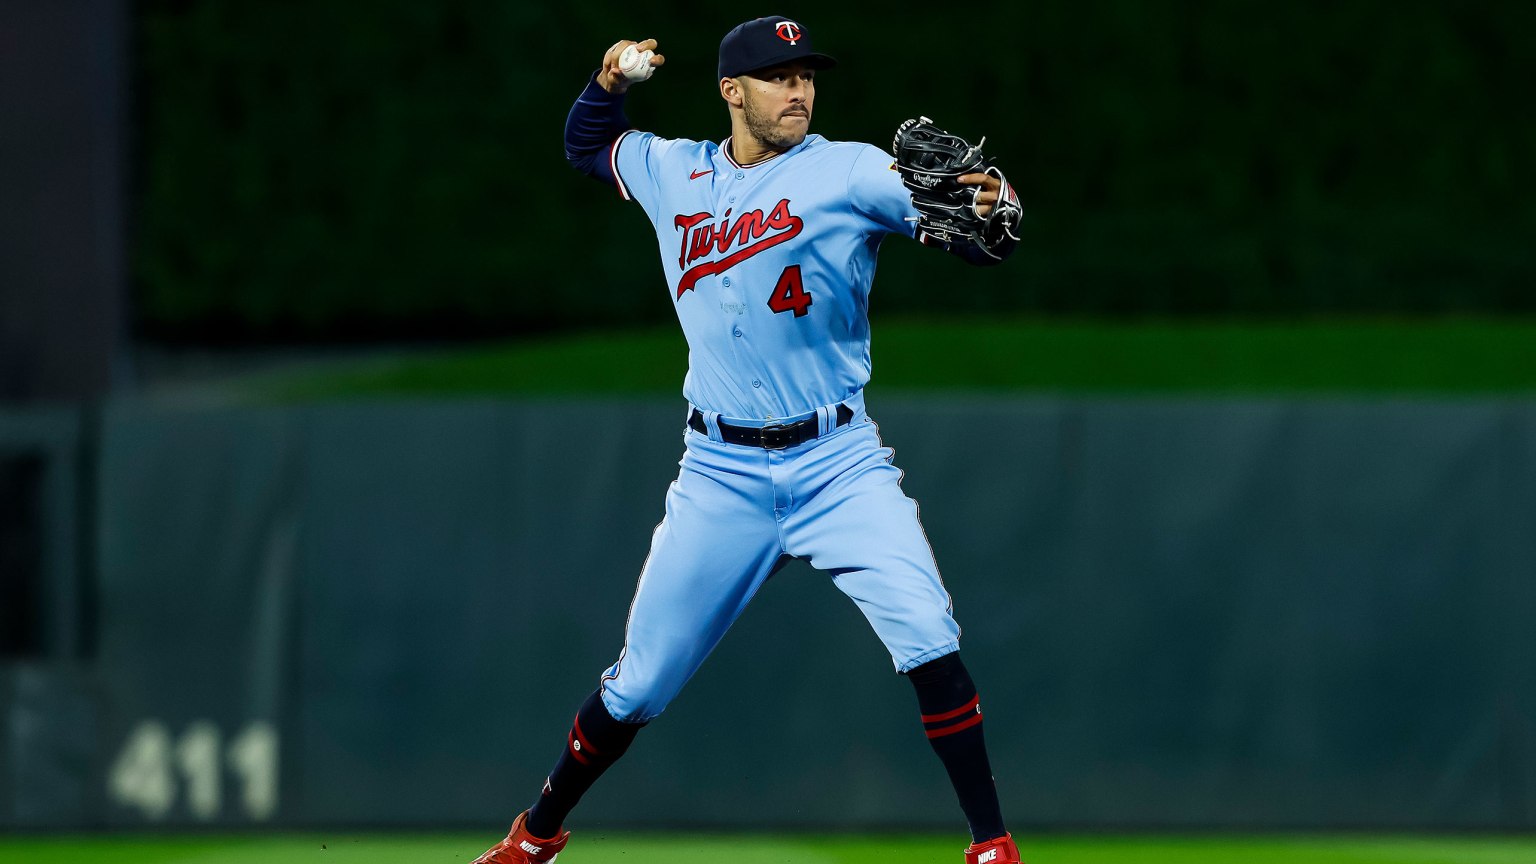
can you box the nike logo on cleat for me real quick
[519,841,542,854]
[690,169,713,180]
[978,850,998,863]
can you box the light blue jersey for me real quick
[611,132,918,421]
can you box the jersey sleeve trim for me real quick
[610,129,638,201]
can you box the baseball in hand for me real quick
[618,44,655,82]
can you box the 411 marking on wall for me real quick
[108,720,278,822]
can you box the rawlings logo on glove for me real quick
[891,117,1022,259]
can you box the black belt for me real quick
[689,404,854,450]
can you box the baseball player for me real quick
[473,15,1024,864]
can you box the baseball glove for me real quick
[891,117,1021,259]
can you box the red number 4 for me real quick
[767,265,812,318]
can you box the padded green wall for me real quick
[9,396,1531,829]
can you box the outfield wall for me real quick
[3,397,1535,830]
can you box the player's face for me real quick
[738,63,816,150]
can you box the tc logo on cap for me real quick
[775,21,802,45]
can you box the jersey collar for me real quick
[720,134,820,169]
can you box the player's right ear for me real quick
[720,76,744,108]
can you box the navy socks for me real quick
[526,659,1004,843]
[525,690,644,838]
[906,652,1007,843]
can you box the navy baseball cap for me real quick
[718,16,837,80]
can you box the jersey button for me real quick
[733,327,743,337]
[722,277,732,287]
[734,171,745,180]
[752,379,762,388]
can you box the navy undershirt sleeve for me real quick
[564,72,631,184]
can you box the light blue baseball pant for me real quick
[599,401,961,723]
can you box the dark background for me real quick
[129,0,1533,343]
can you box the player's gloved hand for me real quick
[599,38,666,94]
[892,117,1022,260]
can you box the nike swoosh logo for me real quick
[690,169,713,180]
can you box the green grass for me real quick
[4,833,1535,864]
[244,318,1536,402]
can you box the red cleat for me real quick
[470,810,570,864]
[964,833,1023,864]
